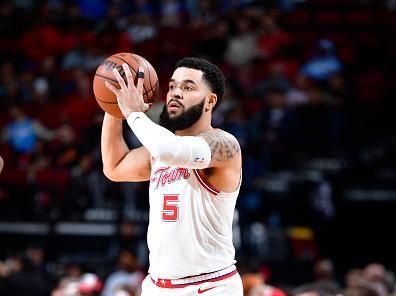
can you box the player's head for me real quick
[174,57,225,111]
[159,57,225,132]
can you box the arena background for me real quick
[0,0,395,295]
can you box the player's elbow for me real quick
[103,167,118,182]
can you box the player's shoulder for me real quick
[199,128,239,143]
[198,128,241,158]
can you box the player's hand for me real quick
[105,64,150,118]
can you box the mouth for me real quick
[167,101,183,112]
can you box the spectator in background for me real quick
[127,13,157,44]
[107,220,148,268]
[51,261,84,296]
[286,74,310,107]
[300,39,342,83]
[0,61,19,104]
[33,56,61,103]
[256,13,291,60]
[1,106,55,154]
[386,0,396,10]
[3,253,51,296]
[292,283,336,296]
[79,273,103,296]
[187,0,218,26]
[242,272,286,296]
[344,284,379,296]
[101,250,144,296]
[312,258,340,293]
[194,19,230,62]
[257,87,297,170]
[362,263,389,296]
[256,63,290,97]
[160,0,185,27]
[75,0,108,20]
[0,155,3,174]
[225,15,258,67]
[344,268,363,290]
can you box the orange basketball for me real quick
[93,52,159,118]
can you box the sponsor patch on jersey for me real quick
[194,157,205,163]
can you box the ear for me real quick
[205,93,217,112]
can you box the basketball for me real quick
[93,52,159,118]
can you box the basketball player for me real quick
[102,57,243,296]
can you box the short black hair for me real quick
[175,57,225,111]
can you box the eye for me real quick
[168,84,175,90]
[184,85,193,91]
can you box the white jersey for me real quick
[147,158,241,279]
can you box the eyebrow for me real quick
[169,79,198,85]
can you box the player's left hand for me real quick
[105,64,150,118]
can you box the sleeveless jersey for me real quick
[147,158,241,279]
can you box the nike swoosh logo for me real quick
[198,286,217,294]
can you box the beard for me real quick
[159,98,205,133]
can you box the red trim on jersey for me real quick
[192,169,220,195]
[150,269,238,289]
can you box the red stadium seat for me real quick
[34,168,71,191]
[0,167,28,187]
[312,11,344,28]
[346,10,374,29]
[356,71,386,103]
[284,11,311,30]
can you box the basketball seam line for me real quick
[112,55,149,99]
[141,57,160,101]
[116,54,157,97]
[138,54,154,92]
[94,73,118,84]
[96,98,119,104]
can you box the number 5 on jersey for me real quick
[162,194,179,222]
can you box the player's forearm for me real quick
[127,112,211,169]
[101,113,130,177]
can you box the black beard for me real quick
[159,99,205,133]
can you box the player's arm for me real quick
[126,112,240,169]
[101,113,151,182]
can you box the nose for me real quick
[170,87,183,100]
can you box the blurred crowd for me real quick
[0,0,395,295]
[2,245,396,296]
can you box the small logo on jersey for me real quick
[198,286,217,294]
[194,157,205,163]
[150,166,190,189]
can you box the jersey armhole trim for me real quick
[192,169,220,196]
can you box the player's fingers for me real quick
[104,81,120,95]
[142,102,151,112]
[136,67,144,94]
[112,68,127,90]
[122,63,134,88]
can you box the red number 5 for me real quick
[162,194,179,222]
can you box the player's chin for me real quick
[167,109,182,117]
